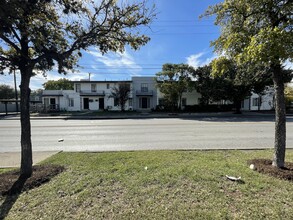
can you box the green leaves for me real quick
[0,84,15,99]
[241,27,293,64]
[156,63,195,110]
[205,0,293,66]
[110,83,131,111]
[42,78,74,90]
[0,0,155,75]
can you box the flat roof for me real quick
[72,80,132,83]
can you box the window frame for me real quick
[69,98,74,107]
[141,83,148,92]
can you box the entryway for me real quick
[99,98,104,110]
[83,98,89,109]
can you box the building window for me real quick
[252,98,259,107]
[182,98,187,106]
[114,98,119,106]
[129,98,133,107]
[141,83,148,92]
[122,83,131,90]
[50,98,56,109]
[91,84,96,92]
[44,98,49,106]
[69,98,74,107]
[107,83,110,89]
[76,84,81,92]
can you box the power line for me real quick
[153,19,214,22]
[150,24,216,27]
[78,67,161,70]
[145,32,218,35]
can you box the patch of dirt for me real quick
[0,164,65,196]
[248,159,293,182]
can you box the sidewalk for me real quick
[0,151,61,168]
[0,111,281,120]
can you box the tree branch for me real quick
[0,34,21,53]
[0,55,12,62]
[10,26,21,43]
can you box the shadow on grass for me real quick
[0,176,28,220]
[0,165,65,219]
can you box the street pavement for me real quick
[1,113,293,167]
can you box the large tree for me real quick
[205,0,293,167]
[43,78,73,90]
[156,63,195,111]
[0,0,155,177]
[0,84,15,99]
[111,83,131,112]
[195,64,250,111]
[211,57,257,114]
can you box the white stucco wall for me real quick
[157,88,202,107]
[43,78,275,112]
[181,90,202,105]
[241,88,274,111]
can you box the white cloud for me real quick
[88,49,142,75]
[0,71,91,91]
[186,52,217,69]
[30,70,92,90]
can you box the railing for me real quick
[80,90,105,96]
[136,90,153,96]
[43,104,60,112]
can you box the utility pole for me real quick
[13,68,19,112]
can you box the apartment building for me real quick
[42,76,274,112]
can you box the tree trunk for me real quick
[272,64,286,168]
[20,70,33,178]
[258,95,262,111]
[178,94,182,110]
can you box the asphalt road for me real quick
[1,116,293,152]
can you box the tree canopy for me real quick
[0,84,15,99]
[0,0,155,75]
[111,83,131,112]
[205,0,292,65]
[43,78,73,90]
[195,59,252,113]
[156,63,195,111]
[0,0,155,178]
[204,0,293,167]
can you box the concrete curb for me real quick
[0,112,285,120]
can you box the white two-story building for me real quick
[42,76,274,112]
[42,77,161,112]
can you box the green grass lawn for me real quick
[1,150,293,219]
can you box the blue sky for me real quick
[1,0,223,90]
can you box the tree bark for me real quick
[272,64,286,168]
[258,95,262,111]
[178,94,182,110]
[20,69,33,178]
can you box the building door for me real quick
[50,98,56,110]
[99,98,104,110]
[83,98,89,109]
[141,97,149,109]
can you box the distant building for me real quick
[241,87,274,111]
[41,76,274,112]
